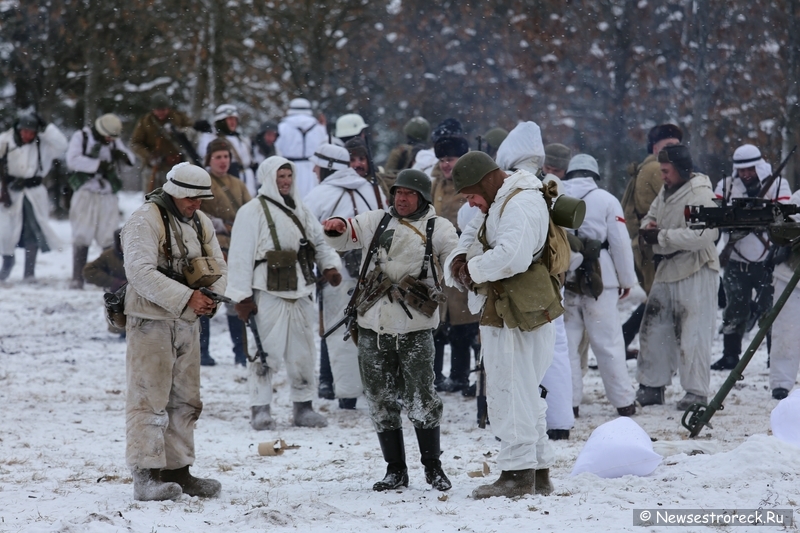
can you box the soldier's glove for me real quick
[323,268,342,287]
[639,228,661,245]
[450,254,467,281]
[450,254,474,290]
[111,148,131,165]
[235,297,258,321]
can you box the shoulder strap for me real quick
[478,188,526,250]
[264,196,308,240]
[258,196,282,250]
[297,125,315,157]
[356,212,393,285]
[191,213,207,257]
[155,204,173,263]
[419,218,441,290]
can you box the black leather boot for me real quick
[373,429,408,491]
[415,426,451,491]
[711,334,741,370]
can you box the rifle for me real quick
[474,359,488,428]
[363,131,385,209]
[475,135,483,153]
[246,313,269,376]
[757,145,797,199]
[322,213,393,341]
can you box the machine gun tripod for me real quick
[681,201,800,437]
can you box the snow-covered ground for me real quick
[0,192,797,533]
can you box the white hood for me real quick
[321,167,368,190]
[256,156,299,205]
[495,121,545,173]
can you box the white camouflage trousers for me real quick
[482,322,555,472]
[541,314,574,431]
[125,316,202,470]
[637,266,718,397]
[564,290,636,409]
[770,273,800,392]
[70,188,119,248]
[249,291,317,406]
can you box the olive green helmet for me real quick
[483,127,509,150]
[452,151,499,192]
[392,169,432,203]
[403,117,430,143]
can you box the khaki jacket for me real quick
[201,173,252,252]
[622,154,663,240]
[130,110,193,169]
[641,173,719,283]
[121,201,227,321]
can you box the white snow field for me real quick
[0,192,797,533]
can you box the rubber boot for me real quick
[131,468,182,501]
[546,429,569,441]
[711,334,741,370]
[535,468,554,495]
[373,429,408,491]
[676,392,707,411]
[472,469,536,499]
[70,245,89,289]
[160,465,221,498]
[292,401,327,427]
[0,255,14,281]
[415,427,451,491]
[250,404,275,430]
[23,242,37,280]
[227,314,247,367]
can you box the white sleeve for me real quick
[66,130,100,174]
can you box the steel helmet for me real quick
[335,113,368,138]
[392,169,432,203]
[452,151,499,193]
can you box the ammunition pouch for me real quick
[565,236,605,299]
[183,256,223,289]
[265,250,299,292]
[482,261,564,331]
[397,274,446,318]
[342,249,363,278]
[104,283,127,329]
[356,269,392,315]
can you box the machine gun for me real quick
[686,197,800,232]
[681,201,800,437]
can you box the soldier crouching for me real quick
[322,169,459,492]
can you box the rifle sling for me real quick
[349,213,393,308]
